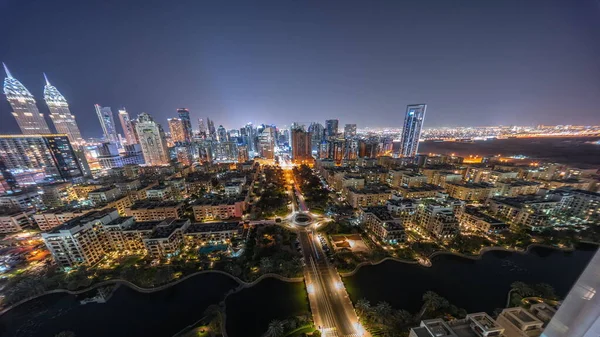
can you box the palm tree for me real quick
[374,301,393,324]
[355,298,372,318]
[417,291,448,320]
[264,319,285,337]
[392,309,414,327]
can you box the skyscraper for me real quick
[291,128,312,164]
[43,74,83,144]
[308,122,325,152]
[198,118,207,138]
[258,126,275,160]
[94,104,119,144]
[168,118,186,143]
[344,124,357,139]
[206,118,216,138]
[325,119,339,138]
[118,108,137,145]
[399,104,426,158]
[3,63,52,134]
[135,113,169,165]
[217,125,228,142]
[177,108,192,142]
[0,134,84,181]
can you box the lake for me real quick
[343,244,598,314]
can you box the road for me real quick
[283,165,365,336]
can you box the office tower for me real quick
[213,141,238,162]
[344,124,357,139]
[291,128,312,164]
[118,108,137,145]
[176,108,192,143]
[244,123,256,152]
[206,118,216,138]
[359,140,379,158]
[198,118,207,138]
[308,122,325,151]
[94,104,119,144]
[43,73,83,144]
[168,118,186,143]
[325,119,339,138]
[0,134,84,181]
[399,104,426,158]
[217,125,228,142]
[96,142,122,169]
[135,113,169,165]
[258,126,275,160]
[3,63,52,134]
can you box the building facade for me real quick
[43,74,83,144]
[399,104,426,158]
[135,113,170,165]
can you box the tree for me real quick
[374,301,393,324]
[417,291,449,320]
[260,257,273,273]
[511,281,534,297]
[391,309,414,327]
[534,283,556,299]
[264,319,285,337]
[355,298,372,318]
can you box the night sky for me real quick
[1,0,599,138]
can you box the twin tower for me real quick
[2,63,83,144]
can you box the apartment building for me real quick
[416,201,460,240]
[389,169,427,188]
[359,206,406,244]
[72,184,103,199]
[0,209,33,233]
[39,182,74,208]
[185,222,242,245]
[445,182,497,202]
[486,196,559,230]
[346,185,393,208]
[41,209,120,268]
[0,190,42,210]
[495,307,545,337]
[409,312,505,337]
[456,206,508,234]
[33,208,94,231]
[494,180,541,197]
[125,201,184,221]
[146,184,174,201]
[88,186,122,204]
[397,184,444,199]
[143,218,190,258]
[192,197,246,221]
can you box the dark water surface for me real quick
[225,277,310,337]
[419,137,600,167]
[344,244,598,314]
[0,273,238,337]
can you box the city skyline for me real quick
[2,0,600,137]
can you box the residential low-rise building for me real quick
[192,197,247,221]
[445,182,497,202]
[397,184,444,199]
[88,186,122,204]
[409,312,505,337]
[486,196,559,230]
[0,190,42,210]
[494,180,541,197]
[359,206,406,244]
[39,182,74,208]
[224,182,244,196]
[143,218,190,258]
[33,208,94,231]
[146,184,174,201]
[346,185,393,208]
[41,209,120,268]
[185,222,242,245]
[415,201,460,240]
[496,307,545,337]
[72,184,103,199]
[0,209,33,233]
[125,201,185,221]
[457,205,508,234]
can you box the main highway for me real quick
[283,165,365,337]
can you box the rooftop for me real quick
[149,218,190,239]
[89,186,119,193]
[348,184,392,194]
[463,206,506,225]
[129,201,184,210]
[47,208,118,234]
[362,206,394,221]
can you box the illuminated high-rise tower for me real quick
[168,118,186,143]
[198,118,207,138]
[94,104,119,144]
[399,104,426,158]
[135,113,169,165]
[176,108,192,142]
[43,73,83,144]
[2,63,51,134]
[118,108,137,144]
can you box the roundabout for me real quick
[291,212,313,227]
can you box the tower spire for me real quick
[2,62,13,79]
[43,72,50,86]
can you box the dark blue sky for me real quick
[1,0,599,138]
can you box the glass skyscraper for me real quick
[177,108,192,143]
[3,63,52,135]
[118,108,137,145]
[94,104,119,144]
[43,73,84,144]
[399,104,426,158]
